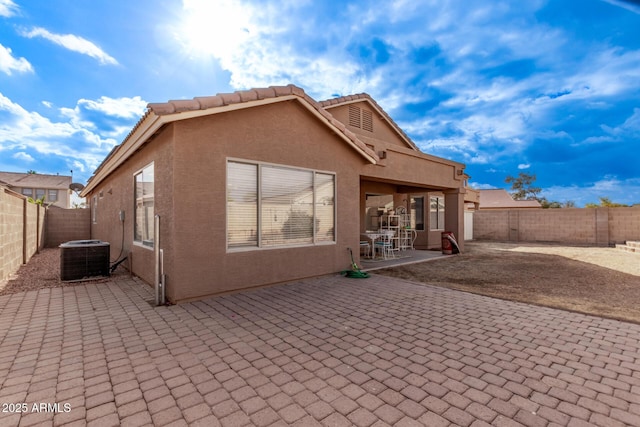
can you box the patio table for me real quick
[363,230,395,259]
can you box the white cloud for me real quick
[0,0,18,17]
[468,182,499,190]
[172,0,381,96]
[0,92,130,176]
[0,43,33,75]
[20,27,118,65]
[541,176,640,206]
[518,164,530,170]
[601,107,640,137]
[78,96,147,119]
[602,0,640,15]
[12,152,34,162]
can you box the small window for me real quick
[35,189,45,200]
[48,189,58,202]
[430,196,445,230]
[22,188,33,197]
[134,163,154,248]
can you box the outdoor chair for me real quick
[360,240,371,258]
[374,231,396,260]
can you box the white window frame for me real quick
[430,195,445,231]
[92,195,98,224]
[134,162,154,249]
[226,158,336,252]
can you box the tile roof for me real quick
[83,85,382,196]
[145,85,378,161]
[318,93,420,151]
[0,171,71,190]
[478,189,542,209]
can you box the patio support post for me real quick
[444,189,465,252]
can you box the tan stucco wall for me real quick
[327,102,410,149]
[11,186,71,208]
[168,101,367,302]
[87,127,175,288]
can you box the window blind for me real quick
[315,172,335,241]
[227,160,335,249]
[227,162,258,248]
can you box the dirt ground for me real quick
[3,243,640,324]
[0,248,126,296]
[377,241,640,325]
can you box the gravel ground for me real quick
[0,248,128,295]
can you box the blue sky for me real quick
[1,0,639,206]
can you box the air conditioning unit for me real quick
[60,240,110,281]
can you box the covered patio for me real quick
[357,177,464,265]
[360,248,448,271]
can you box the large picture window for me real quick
[134,163,154,247]
[227,160,335,250]
[430,196,445,230]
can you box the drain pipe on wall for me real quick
[154,214,166,306]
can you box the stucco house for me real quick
[81,85,467,303]
[0,171,72,208]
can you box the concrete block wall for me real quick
[0,188,25,283]
[45,207,91,247]
[609,206,640,243]
[472,210,509,241]
[474,206,640,246]
[517,208,598,244]
[1,188,45,283]
[24,201,43,259]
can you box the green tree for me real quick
[505,172,541,201]
[585,197,628,208]
[539,198,561,209]
[27,195,46,206]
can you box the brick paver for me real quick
[2,273,640,426]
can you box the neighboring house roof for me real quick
[318,93,420,151]
[0,171,71,190]
[82,85,382,197]
[478,189,542,209]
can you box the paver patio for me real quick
[1,273,640,427]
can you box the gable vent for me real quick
[347,105,374,132]
[362,109,373,132]
[348,105,361,128]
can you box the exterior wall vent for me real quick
[348,105,361,128]
[362,109,373,132]
[347,105,373,132]
[60,240,110,281]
